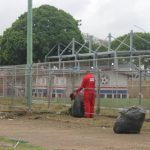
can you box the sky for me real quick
[0,0,150,39]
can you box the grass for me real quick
[99,98,150,109]
[0,97,150,109]
[0,97,150,117]
[0,137,47,150]
[44,98,150,109]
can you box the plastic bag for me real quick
[69,93,84,117]
[113,106,146,134]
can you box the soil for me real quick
[0,113,150,150]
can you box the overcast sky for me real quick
[0,0,150,39]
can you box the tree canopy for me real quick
[111,32,150,51]
[0,5,83,65]
[111,32,150,69]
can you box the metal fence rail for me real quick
[0,56,150,113]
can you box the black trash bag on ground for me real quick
[69,93,84,117]
[113,106,146,134]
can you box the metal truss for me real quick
[45,30,150,70]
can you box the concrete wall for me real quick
[128,80,150,99]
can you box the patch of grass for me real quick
[0,137,47,150]
[1,97,150,110]
[97,98,150,109]
[99,108,119,117]
[31,103,69,115]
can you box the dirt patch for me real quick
[0,111,150,150]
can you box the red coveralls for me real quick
[77,73,96,118]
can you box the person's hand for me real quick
[76,87,82,93]
[70,92,77,100]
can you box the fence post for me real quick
[27,0,33,109]
[139,69,142,105]
[48,69,51,108]
[96,69,101,115]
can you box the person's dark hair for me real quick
[85,70,90,74]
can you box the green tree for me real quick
[0,35,2,52]
[0,35,2,43]
[111,32,150,69]
[111,32,150,50]
[0,5,83,65]
[0,35,3,63]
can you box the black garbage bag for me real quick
[69,93,84,117]
[113,106,146,134]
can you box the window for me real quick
[114,94,121,98]
[122,94,127,98]
[107,94,112,98]
[100,94,105,98]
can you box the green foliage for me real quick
[111,34,128,50]
[111,32,150,68]
[111,32,150,51]
[0,137,46,150]
[0,35,2,43]
[92,43,107,52]
[0,5,83,65]
[0,35,2,62]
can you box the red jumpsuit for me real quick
[77,73,96,118]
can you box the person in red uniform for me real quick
[76,71,96,118]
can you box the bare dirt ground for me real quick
[0,113,150,150]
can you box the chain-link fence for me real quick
[0,56,150,114]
